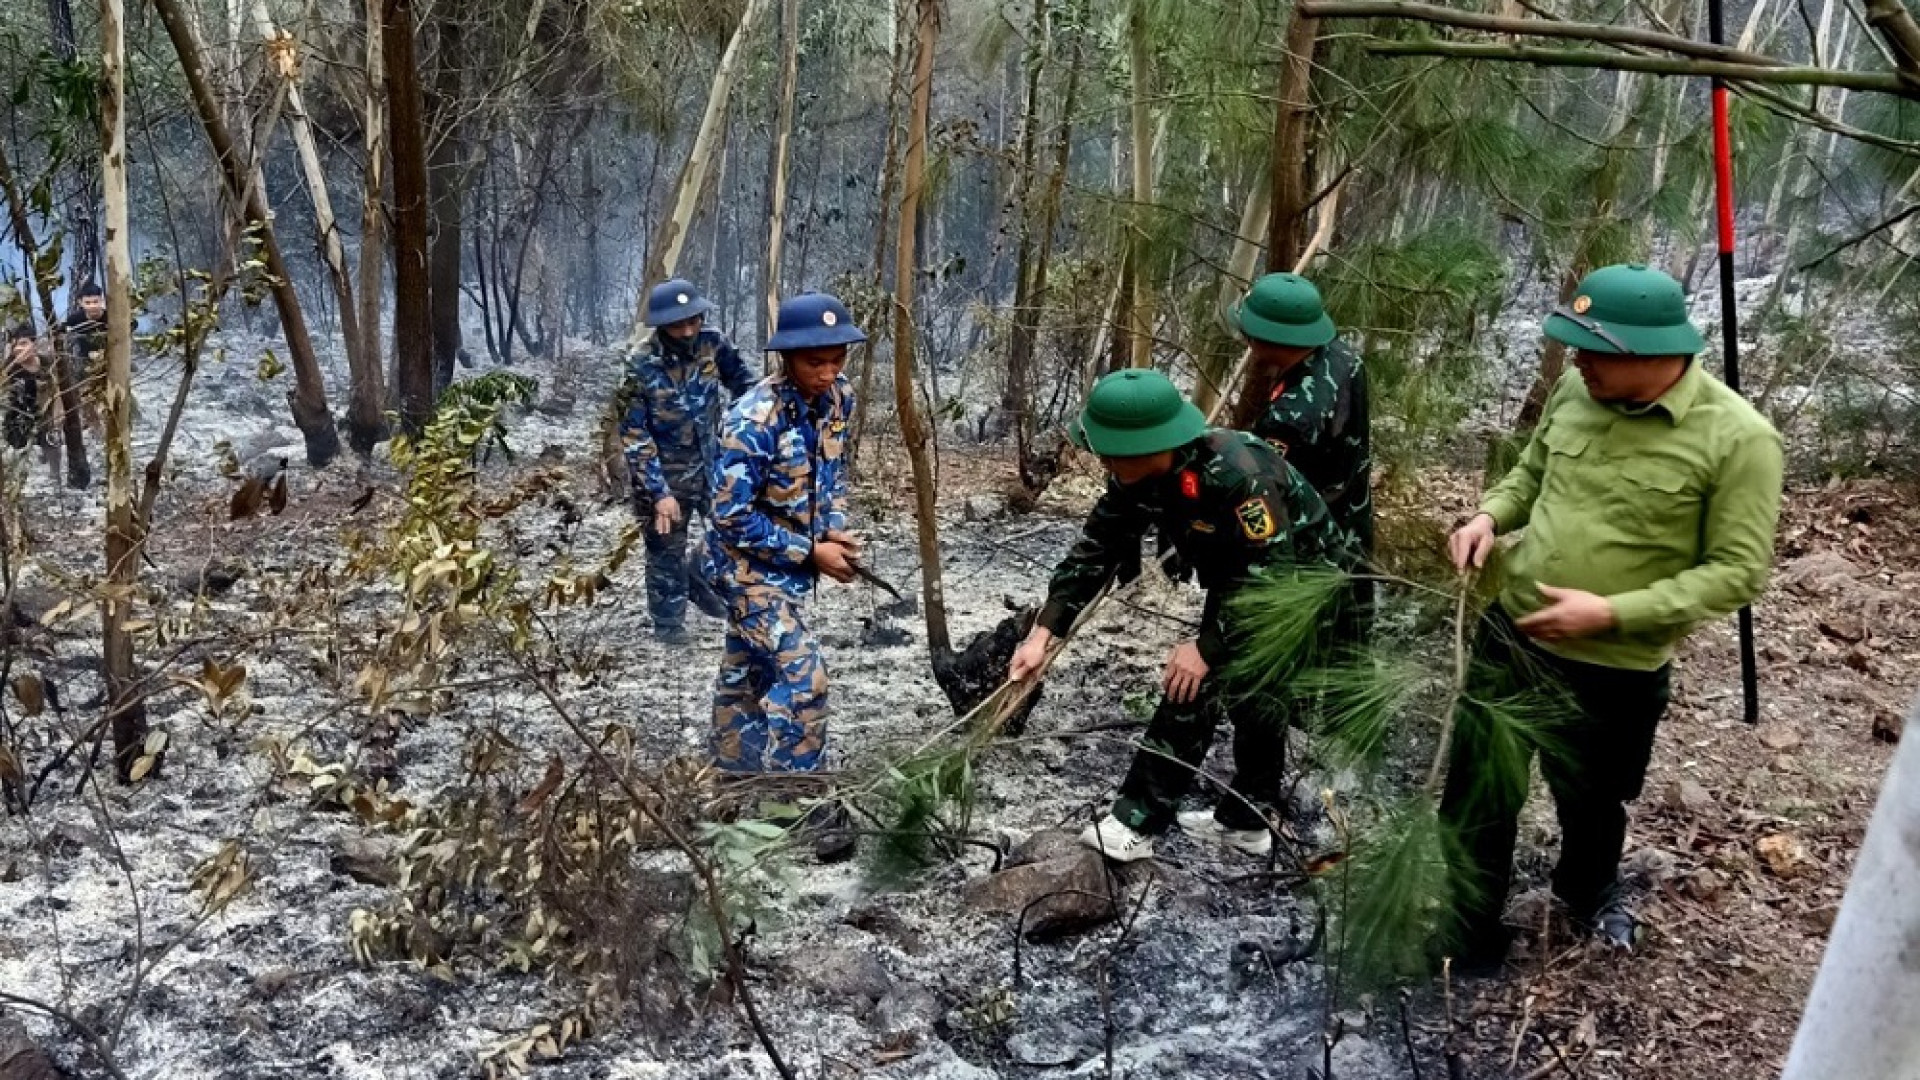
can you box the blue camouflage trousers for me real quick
[711,588,829,772]
[639,482,726,631]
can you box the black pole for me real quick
[1708,0,1761,725]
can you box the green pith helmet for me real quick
[1234,272,1336,349]
[1070,369,1207,458]
[1543,263,1706,357]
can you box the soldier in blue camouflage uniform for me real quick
[621,279,757,643]
[705,292,865,787]
[1009,369,1358,863]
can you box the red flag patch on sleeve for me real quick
[1179,469,1200,500]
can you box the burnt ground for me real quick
[0,344,1911,1080]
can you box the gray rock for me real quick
[0,1015,66,1080]
[1005,828,1084,869]
[962,850,1117,939]
[1669,778,1714,814]
[1005,1026,1088,1067]
[329,835,398,887]
[870,983,942,1039]
[963,493,1010,523]
[1300,1034,1394,1079]
[786,944,893,1017]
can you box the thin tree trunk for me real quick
[850,0,909,466]
[1266,5,1321,278]
[1016,4,1082,463]
[150,0,341,466]
[252,0,365,426]
[582,142,607,344]
[47,0,104,292]
[428,12,465,393]
[1195,182,1270,417]
[383,0,433,433]
[896,0,950,657]
[352,0,391,451]
[1003,0,1048,447]
[99,0,150,781]
[633,0,772,338]
[1125,0,1153,369]
[0,143,90,490]
[763,0,800,338]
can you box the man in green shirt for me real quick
[1008,369,1357,863]
[1442,263,1783,970]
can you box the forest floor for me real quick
[0,342,1912,1080]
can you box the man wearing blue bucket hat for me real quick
[1007,368,1358,863]
[705,291,865,858]
[620,278,756,643]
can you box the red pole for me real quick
[1708,0,1760,725]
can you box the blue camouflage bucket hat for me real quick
[766,292,867,351]
[644,279,715,327]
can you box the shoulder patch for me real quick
[1265,436,1289,457]
[1179,469,1200,500]
[1236,497,1277,541]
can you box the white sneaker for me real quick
[1078,815,1156,863]
[1176,810,1273,857]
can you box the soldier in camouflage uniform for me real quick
[705,292,864,795]
[621,279,757,643]
[1235,272,1372,556]
[5,323,59,483]
[1008,369,1358,863]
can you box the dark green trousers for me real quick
[1111,681,1289,834]
[1439,606,1671,955]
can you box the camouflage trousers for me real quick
[711,588,829,772]
[637,485,726,631]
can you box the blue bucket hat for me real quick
[766,292,867,351]
[644,279,715,327]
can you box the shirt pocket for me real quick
[1537,425,1595,506]
[1616,457,1699,540]
[763,428,813,508]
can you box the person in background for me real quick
[5,323,60,483]
[705,291,864,861]
[1440,263,1784,971]
[620,278,757,644]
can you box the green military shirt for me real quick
[1480,365,1784,671]
[1253,338,1373,555]
[1038,429,1356,665]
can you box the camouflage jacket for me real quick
[1252,338,1373,555]
[1037,429,1357,665]
[619,327,757,502]
[705,373,856,600]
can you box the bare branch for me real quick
[1299,0,1787,66]
[1363,40,1916,95]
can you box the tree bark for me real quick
[1196,182,1269,416]
[1002,0,1048,455]
[1266,5,1320,273]
[1363,40,1912,96]
[351,0,391,452]
[762,0,800,339]
[149,0,341,466]
[428,12,465,394]
[383,0,434,434]
[251,0,365,433]
[47,0,104,293]
[849,0,910,467]
[896,0,951,657]
[98,0,150,781]
[1124,0,1153,370]
[633,0,772,339]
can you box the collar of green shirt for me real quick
[1608,358,1702,425]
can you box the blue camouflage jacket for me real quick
[705,373,856,599]
[619,328,757,502]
